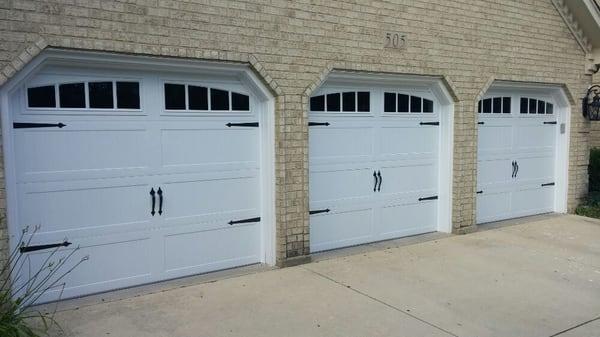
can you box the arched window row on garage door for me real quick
[163,83,250,112]
[520,97,554,115]
[384,92,433,113]
[310,91,371,112]
[478,97,511,114]
[27,81,140,110]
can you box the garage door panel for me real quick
[15,126,152,182]
[309,167,374,203]
[164,223,260,276]
[376,200,436,240]
[477,125,512,155]
[514,124,555,153]
[309,208,374,252]
[18,179,152,237]
[378,126,437,158]
[477,158,514,186]
[22,235,153,303]
[513,155,554,183]
[378,163,436,198]
[511,187,554,216]
[160,173,259,222]
[160,127,259,171]
[476,191,512,224]
[309,126,373,163]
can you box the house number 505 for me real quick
[384,33,406,49]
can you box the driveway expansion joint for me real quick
[301,266,459,337]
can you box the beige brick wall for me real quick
[0,0,592,268]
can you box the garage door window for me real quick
[27,81,141,110]
[310,91,370,112]
[520,97,553,115]
[163,82,250,112]
[478,97,511,114]
[384,92,433,113]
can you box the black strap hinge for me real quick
[14,122,66,129]
[419,122,439,126]
[418,195,438,201]
[228,216,261,225]
[543,121,557,125]
[309,208,330,215]
[309,122,330,126]
[20,241,72,253]
[541,182,555,187]
[226,122,259,127]
[476,190,483,194]
[478,121,485,125]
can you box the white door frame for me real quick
[481,81,571,216]
[311,71,455,234]
[0,49,277,268]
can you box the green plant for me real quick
[0,226,87,337]
[589,148,600,192]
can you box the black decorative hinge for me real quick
[309,208,330,215]
[543,121,557,125]
[14,122,66,129]
[226,122,259,127]
[418,195,438,201]
[228,216,261,225]
[478,121,485,125]
[20,241,72,253]
[309,122,330,126]
[476,190,483,194]
[541,182,555,187]
[419,122,439,126]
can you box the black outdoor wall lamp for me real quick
[583,85,600,120]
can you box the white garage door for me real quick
[309,84,440,252]
[477,93,557,223]
[10,65,264,300]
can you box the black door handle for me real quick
[157,187,163,215]
[511,161,515,178]
[515,161,519,178]
[150,188,156,216]
[377,170,382,192]
[373,171,378,192]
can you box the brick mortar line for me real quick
[301,266,459,337]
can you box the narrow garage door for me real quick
[11,65,263,300]
[477,94,557,224]
[309,85,440,252]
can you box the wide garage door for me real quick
[309,83,441,252]
[10,64,264,300]
[477,92,558,223]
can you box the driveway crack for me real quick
[302,266,459,337]
[549,315,600,337]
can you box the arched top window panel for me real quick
[383,92,434,113]
[163,82,251,113]
[310,91,371,113]
[519,97,554,115]
[478,96,511,114]
[26,80,141,110]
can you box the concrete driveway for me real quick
[47,214,600,337]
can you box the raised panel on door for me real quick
[15,177,156,301]
[377,121,438,162]
[309,206,374,252]
[511,185,554,218]
[156,170,261,276]
[13,121,153,183]
[308,121,374,166]
[476,190,512,224]
[376,199,437,241]
[159,120,260,174]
